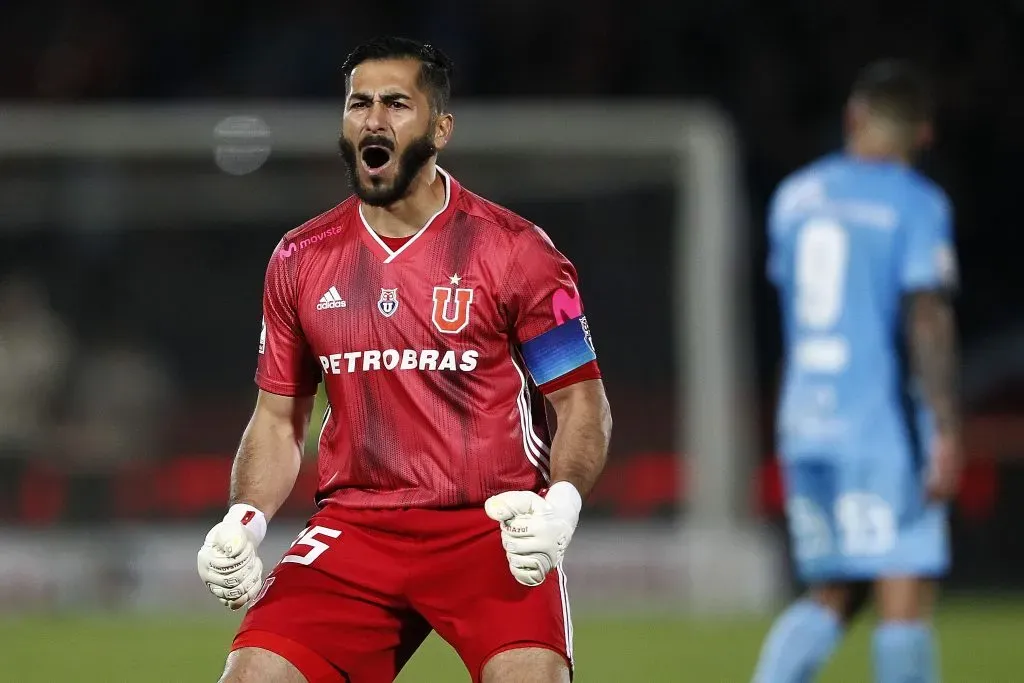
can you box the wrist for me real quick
[544,481,582,526]
[224,503,267,546]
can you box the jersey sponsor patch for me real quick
[521,315,597,386]
[551,286,583,324]
[319,348,479,374]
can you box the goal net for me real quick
[0,102,782,614]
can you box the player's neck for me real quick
[845,137,911,166]
[361,167,447,239]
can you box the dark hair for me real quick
[851,59,933,125]
[341,36,454,115]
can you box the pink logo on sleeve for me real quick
[552,287,583,324]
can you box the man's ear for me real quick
[434,113,454,151]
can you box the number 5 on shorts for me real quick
[282,525,342,566]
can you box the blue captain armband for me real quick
[520,315,597,385]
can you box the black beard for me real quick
[338,134,438,207]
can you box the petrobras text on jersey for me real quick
[318,349,480,374]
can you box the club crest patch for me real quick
[378,288,399,317]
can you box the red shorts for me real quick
[232,505,573,683]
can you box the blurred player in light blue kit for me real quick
[752,61,961,683]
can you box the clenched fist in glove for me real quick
[197,504,267,610]
[484,481,582,587]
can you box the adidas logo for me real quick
[316,286,347,310]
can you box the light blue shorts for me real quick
[782,456,950,583]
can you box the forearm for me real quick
[229,412,306,520]
[908,293,961,436]
[548,386,612,499]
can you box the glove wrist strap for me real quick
[224,503,267,547]
[545,481,582,526]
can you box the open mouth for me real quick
[360,146,393,175]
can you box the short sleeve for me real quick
[255,240,321,396]
[900,190,958,293]
[502,226,598,387]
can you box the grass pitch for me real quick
[1,599,1019,681]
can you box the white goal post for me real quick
[0,102,782,613]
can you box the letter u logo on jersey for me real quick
[431,286,474,334]
[378,288,399,317]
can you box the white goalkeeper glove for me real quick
[484,482,582,587]
[197,504,267,610]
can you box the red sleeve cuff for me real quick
[538,360,601,395]
[255,372,318,397]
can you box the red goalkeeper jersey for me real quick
[256,168,601,509]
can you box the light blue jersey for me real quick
[767,152,958,581]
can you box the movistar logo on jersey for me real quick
[318,348,479,375]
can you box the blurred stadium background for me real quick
[1,1,1023,681]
